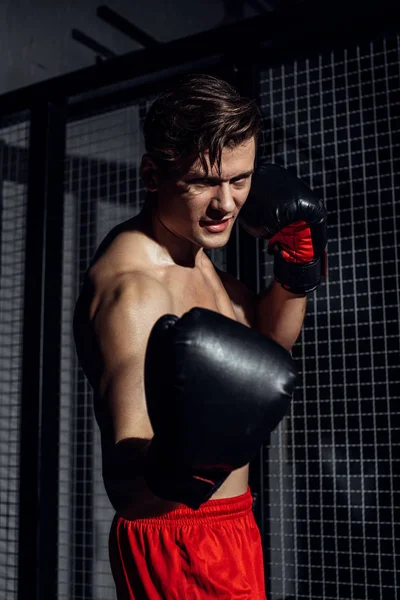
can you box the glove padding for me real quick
[144,307,297,509]
[239,162,327,294]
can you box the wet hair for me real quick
[143,73,261,179]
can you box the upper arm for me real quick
[216,268,256,328]
[84,273,173,444]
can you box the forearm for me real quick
[103,437,180,515]
[256,280,307,352]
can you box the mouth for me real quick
[200,217,232,233]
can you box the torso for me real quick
[155,259,250,502]
[75,214,250,515]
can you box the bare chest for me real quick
[163,266,237,322]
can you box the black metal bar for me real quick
[71,153,98,600]
[37,102,66,599]
[71,28,117,59]
[17,101,66,600]
[0,10,398,116]
[97,5,161,48]
[18,103,48,600]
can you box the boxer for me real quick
[73,73,327,599]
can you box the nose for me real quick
[210,182,236,215]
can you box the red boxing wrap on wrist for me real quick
[268,220,314,264]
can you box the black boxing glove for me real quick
[239,162,328,295]
[144,308,297,509]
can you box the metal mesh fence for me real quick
[0,114,29,599]
[260,35,400,600]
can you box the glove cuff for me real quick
[144,440,227,510]
[274,251,326,295]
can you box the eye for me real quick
[232,178,248,187]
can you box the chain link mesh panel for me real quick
[260,35,400,600]
[0,114,29,599]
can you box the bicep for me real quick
[91,278,173,444]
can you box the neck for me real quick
[140,195,205,269]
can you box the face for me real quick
[143,138,256,250]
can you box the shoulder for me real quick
[87,270,171,327]
[74,270,172,388]
[83,217,168,319]
[87,214,158,286]
[215,268,256,328]
[74,267,172,348]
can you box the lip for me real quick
[200,217,232,233]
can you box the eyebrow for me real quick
[185,169,254,182]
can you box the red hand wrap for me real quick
[268,220,314,264]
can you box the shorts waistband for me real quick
[117,487,253,526]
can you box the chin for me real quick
[197,232,231,250]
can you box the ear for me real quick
[140,154,159,192]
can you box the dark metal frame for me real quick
[71,28,117,59]
[0,9,397,116]
[97,5,161,48]
[1,6,397,600]
[18,101,66,600]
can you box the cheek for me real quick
[183,192,211,216]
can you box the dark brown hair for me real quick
[143,73,261,179]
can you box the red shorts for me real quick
[109,487,266,599]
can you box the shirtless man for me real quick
[73,74,327,599]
